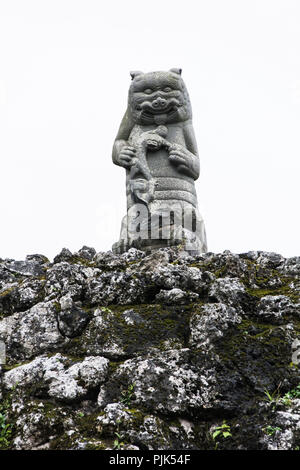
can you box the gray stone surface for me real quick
[112,69,207,255]
[0,246,300,449]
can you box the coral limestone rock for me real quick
[0,246,299,450]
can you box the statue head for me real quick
[128,69,192,125]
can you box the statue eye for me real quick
[144,88,153,94]
[164,87,172,92]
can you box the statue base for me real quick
[112,207,207,256]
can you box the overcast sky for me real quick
[0,0,299,261]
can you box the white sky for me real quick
[0,0,299,261]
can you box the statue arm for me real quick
[169,121,200,180]
[112,110,134,167]
[182,122,200,179]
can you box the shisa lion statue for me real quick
[112,68,207,255]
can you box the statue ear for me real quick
[130,71,143,80]
[170,68,182,75]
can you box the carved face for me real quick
[128,70,192,125]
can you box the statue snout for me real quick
[152,97,167,109]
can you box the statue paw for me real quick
[118,145,136,167]
[169,146,193,168]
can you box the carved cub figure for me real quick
[112,68,207,254]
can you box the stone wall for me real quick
[0,246,299,450]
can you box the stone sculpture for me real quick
[112,68,207,254]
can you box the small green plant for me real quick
[283,384,300,400]
[211,421,232,449]
[121,383,135,407]
[263,425,282,436]
[113,431,125,450]
[101,307,112,314]
[0,412,11,449]
[0,385,18,449]
[279,384,300,407]
[263,383,282,406]
[113,420,125,450]
[281,395,292,407]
